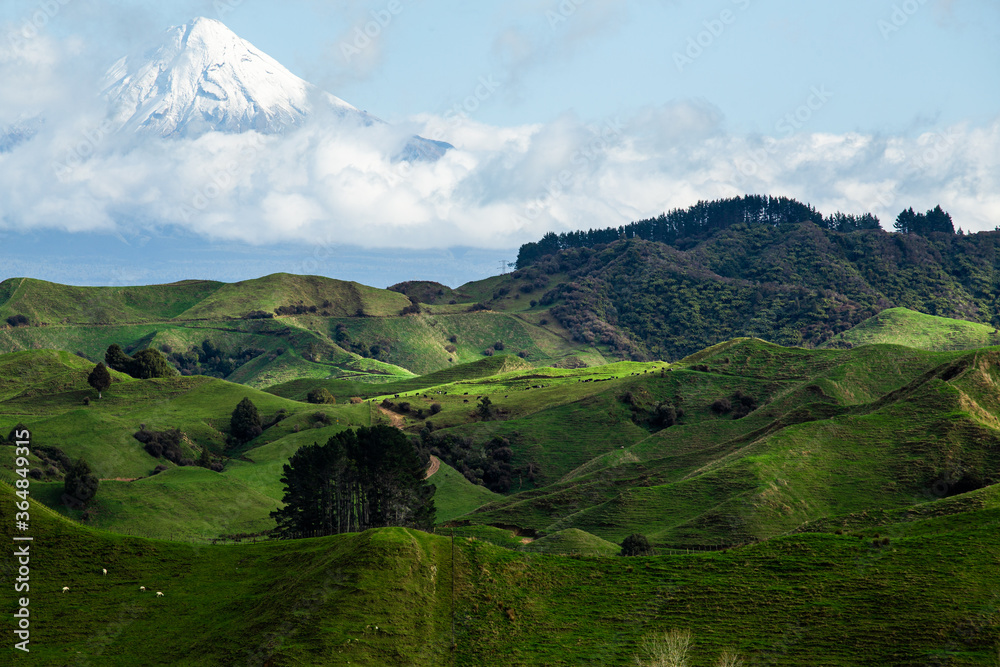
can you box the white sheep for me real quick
[156,591,164,597]
[102,568,107,576]
[139,586,146,592]
[62,586,69,593]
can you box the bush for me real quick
[63,458,99,508]
[307,387,336,405]
[711,398,732,414]
[445,344,457,353]
[493,341,505,351]
[230,397,263,444]
[449,335,458,343]
[151,464,168,476]
[134,427,185,464]
[620,533,653,556]
[349,396,364,404]
[430,403,443,415]
[634,629,692,667]
[6,314,29,327]
[483,347,495,357]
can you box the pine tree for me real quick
[87,362,112,399]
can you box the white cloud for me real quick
[1,34,998,249]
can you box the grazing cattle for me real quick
[156,591,164,597]
[62,587,69,593]
[102,568,107,576]
[140,586,146,592]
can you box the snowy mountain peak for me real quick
[103,17,361,138]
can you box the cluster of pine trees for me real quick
[270,426,435,537]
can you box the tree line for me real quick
[515,195,882,268]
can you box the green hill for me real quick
[481,196,1000,360]
[520,528,620,556]
[4,481,999,665]
[824,307,1000,350]
[0,275,595,386]
[444,340,1000,546]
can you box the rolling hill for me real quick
[3,480,999,665]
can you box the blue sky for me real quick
[1,0,998,286]
[6,0,988,133]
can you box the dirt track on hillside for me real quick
[424,455,441,480]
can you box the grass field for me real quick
[824,307,1000,350]
[3,481,998,665]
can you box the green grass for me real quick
[426,459,502,523]
[824,307,1000,350]
[4,481,999,665]
[520,528,621,556]
[0,274,610,386]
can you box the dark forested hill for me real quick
[499,197,999,361]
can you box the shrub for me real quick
[430,403,443,415]
[620,533,653,556]
[307,387,336,405]
[27,468,43,480]
[634,629,692,667]
[6,314,29,327]
[349,396,364,404]
[483,347,495,357]
[711,398,732,414]
[518,350,529,359]
[493,341,505,351]
[445,344,457,353]
[449,335,458,343]
[135,427,185,464]
[151,464,168,476]
[63,458,99,508]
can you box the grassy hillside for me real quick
[6,339,1000,552]
[0,349,376,540]
[4,481,999,665]
[824,307,1000,350]
[426,459,502,523]
[429,340,1000,548]
[0,274,602,386]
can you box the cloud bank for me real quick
[1,30,998,252]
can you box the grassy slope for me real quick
[4,482,999,666]
[452,340,1000,547]
[824,307,1000,350]
[426,459,502,523]
[0,350,377,540]
[0,275,602,385]
[266,354,535,402]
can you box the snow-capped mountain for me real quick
[102,17,449,158]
